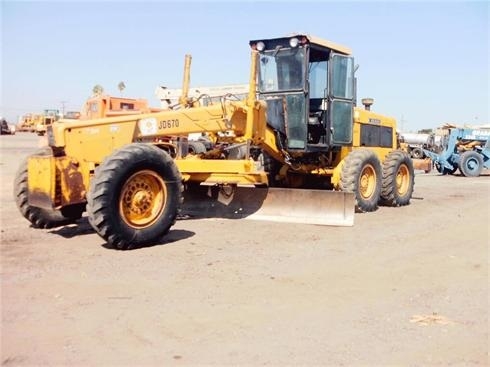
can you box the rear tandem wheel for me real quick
[340,149,382,213]
[380,150,415,206]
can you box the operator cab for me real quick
[249,35,355,152]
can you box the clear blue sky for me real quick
[1,1,488,131]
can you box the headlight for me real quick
[256,41,265,51]
[138,117,158,136]
[289,37,299,48]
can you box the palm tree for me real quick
[92,84,104,96]
[118,81,126,96]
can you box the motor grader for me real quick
[14,34,414,250]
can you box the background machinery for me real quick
[423,127,490,176]
[80,95,163,120]
[63,111,81,119]
[1,118,16,135]
[155,84,249,110]
[35,109,60,136]
[15,34,415,250]
[18,113,41,132]
[399,132,442,159]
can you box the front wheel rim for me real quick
[119,170,167,228]
[465,158,479,172]
[359,164,376,199]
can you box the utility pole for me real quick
[60,100,67,117]
[400,114,406,132]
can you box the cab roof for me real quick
[249,34,352,56]
[303,34,352,55]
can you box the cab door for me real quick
[328,53,355,145]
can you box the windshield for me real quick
[258,47,305,93]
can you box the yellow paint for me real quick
[27,156,55,209]
[119,170,167,228]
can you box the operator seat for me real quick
[308,98,327,144]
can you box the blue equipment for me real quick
[423,128,490,177]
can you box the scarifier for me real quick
[14,34,414,249]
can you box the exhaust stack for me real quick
[361,98,374,111]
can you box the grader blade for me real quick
[181,186,355,226]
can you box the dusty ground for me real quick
[1,133,489,366]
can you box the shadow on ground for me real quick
[48,217,95,238]
[48,217,195,250]
[101,229,195,251]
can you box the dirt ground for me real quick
[1,133,489,366]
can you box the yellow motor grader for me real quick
[15,34,414,249]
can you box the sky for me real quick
[1,0,489,132]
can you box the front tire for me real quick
[380,150,414,206]
[340,149,382,212]
[459,151,483,177]
[87,144,183,250]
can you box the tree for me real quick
[92,84,104,96]
[118,81,126,95]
